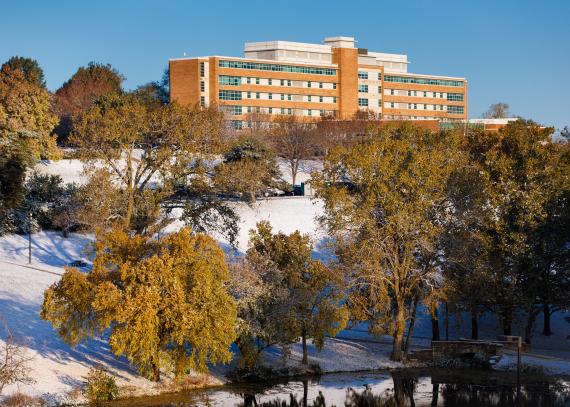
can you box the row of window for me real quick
[358,85,383,94]
[219,90,337,103]
[386,89,464,101]
[358,71,382,81]
[225,106,335,117]
[384,75,465,87]
[358,98,382,108]
[385,102,465,114]
[219,60,336,76]
[218,75,337,89]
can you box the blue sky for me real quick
[1,0,569,129]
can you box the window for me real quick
[447,105,464,114]
[256,78,260,85]
[281,79,285,86]
[219,90,241,100]
[247,91,251,99]
[219,75,241,86]
[281,93,285,100]
[319,96,324,103]
[288,94,291,101]
[288,108,292,115]
[358,98,368,107]
[319,82,323,89]
[384,75,464,87]
[247,106,252,113]
[307,81,311,88]
[288,80,292,86]
[200,96,205,107]
[320,109,325,117]
[200,81,205,92]
[390,102,395,108]
[407,90,412,97]
[447,93,464,102]
[333,96,337,103]
[308,109,312,116]
[268,78,272,85]
[281,108,286,114]
[255,106,260,113]
[224,105,242,115]
[307,95,312,102]
[358,84,369,93]
[269,107,273,114]
[230,120,242,130]
[378,86,381,93]
[268,93,272,100]
[424,91,427,97]
[256,92,260,99]
[218,60,337,76]
[247,77,251,84]
[390,89,395,96]
[333,83,337,89]
[378,99,382,107]
[378,73,382,80]
[358,71,368,79]
[199,62,205,77]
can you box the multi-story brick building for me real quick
[169,36,467,128]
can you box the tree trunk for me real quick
[525,307,538,344]
[404,296,420,355]
[152,362,160,382]
[301,329,308,365]
[391,305,406,362]
[542,303,552,336]
[471,305,479,340]
[431,383,439,406]
[502,310,512,335]
[444,303,449,341]
[302,379,308,407]
[431,309,440,341]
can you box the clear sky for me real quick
[1,0,569,129]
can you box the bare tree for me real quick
[270,116,316,187]
[483,102,511,119]
[0,322,35,394]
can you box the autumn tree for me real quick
[71,93,235,238]
[53,62,123,142]
[0,63,59,232]
[314,123,459,361]
[464,120,562,336]
[1,56,45,88]
[41,228,237,381]
[270,116,316,188]
[214,137,280,203]
[247,222,348,365]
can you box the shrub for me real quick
[1,393,46,407]
[84,368,119,403]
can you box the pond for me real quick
[112,369,570,407]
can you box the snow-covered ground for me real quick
[2,159,570,403]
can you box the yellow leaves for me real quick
[41,227,237,380]
[0,66,60,160]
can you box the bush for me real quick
[0,393,46,407]
[84,368,119,403]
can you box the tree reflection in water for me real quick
[238,372,570,407]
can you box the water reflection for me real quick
[115,370,570,407]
